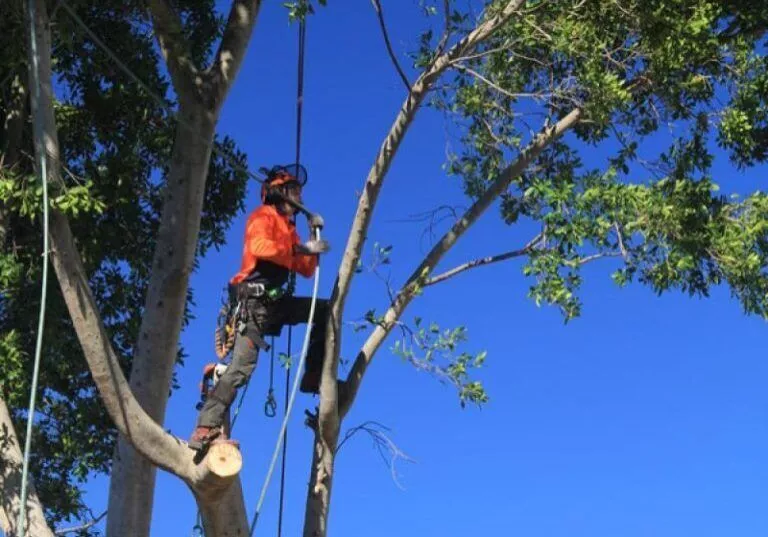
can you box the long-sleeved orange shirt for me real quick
[230,204,317,285]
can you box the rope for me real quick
[277,325,293,537]
[17,0,51,534]
[249,19,310,533]
[249,251,319,536]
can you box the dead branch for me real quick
[336,421,414,489]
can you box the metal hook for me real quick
[264,389,277,418]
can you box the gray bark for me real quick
[106,106,217,537]
[26,1,251,535]
[303,2,529,535]
[0,397,56,537]
[105,1,262,535]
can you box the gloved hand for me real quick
[308,213,325,230]
[294,239,331,255]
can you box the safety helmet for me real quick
[260,164,308,204]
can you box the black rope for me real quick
[277,323,292,537]
[295,19,306,169]
[276,14,307,537]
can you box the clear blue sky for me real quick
[77,2,768,536]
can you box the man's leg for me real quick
[190,300,269,448]
[277,297,329,393]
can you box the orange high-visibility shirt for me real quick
[230,204,317,285]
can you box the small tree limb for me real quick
[424,232,543,286]
[370,0,411,92]
[54,510,107,535]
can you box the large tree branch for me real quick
[340,107,583,417]
[0,397,56,537]
[49,210,193,476]
[304,4,529,532]
[146,0,199,102]
[325,0,529,418]
[26,4,246,535]
[208,0,262,107]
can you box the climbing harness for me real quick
[214,288,240,360]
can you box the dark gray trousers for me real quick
[196,296,328,429]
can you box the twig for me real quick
[577,251,622,265]
[370,0,411,92]
[336,421,414,489]
[55,510,107,535]
[453,63,551,102]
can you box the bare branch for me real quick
[452,63,552,102]
[55,510,107,535]
[578,251,622,265]
[371,0,411,92]
[614,222,629,259]
[340,107,584,418]
[425,232,543,286]
[336,421,414,489]
[208,0,263,106]
[328,0,530,421]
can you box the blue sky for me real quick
[69,1,768,536]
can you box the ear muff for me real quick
[259,164,308,204]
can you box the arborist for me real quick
[189,164,334,451]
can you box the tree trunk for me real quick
[0,397,56,537]
[26,1,256,535]
[197,477,249,537]
[106,106,217,537]
[302,428,338,537]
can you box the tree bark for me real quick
[106,106,217,537]
[302,425,336,537]
[304,2,529,535]
[26,2,251,535]
[106,0,261,534]
[0,397,56,537]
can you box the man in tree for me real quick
[189,164,331,450]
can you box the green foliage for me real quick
[392,318,489,408]
[424,0,768,322]
[284,0,327,22]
